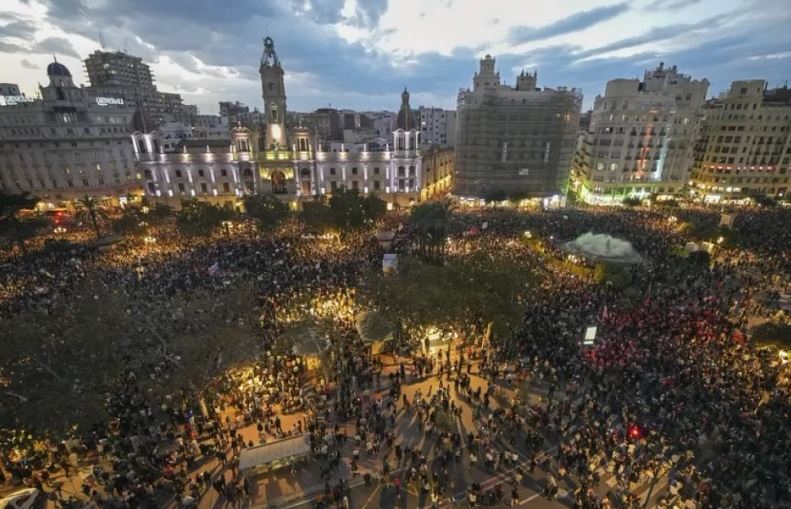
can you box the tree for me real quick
[329,187,368,230]
[410,199,454,261]
[361,253,538,340]
[0,278,261,435]
[363,193,387,223]
[111,207,145,236]
[300,200,334,232]
[622,196,642,207]
[594,262,633,290]
[175,199,231,237]
[75,195,107,239]
[147,202,173,223]
[243,193,290,230]
[0,191,40,254]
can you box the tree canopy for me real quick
[329,188,386,230]
[243,193,290,230]
[175,199,234,236]
[361,253,539,339]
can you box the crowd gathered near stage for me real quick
[0,200,790,509]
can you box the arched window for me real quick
[397,135,405,150]
[270,170,286,194]
[300,168,311,178]
[144,169,152,179]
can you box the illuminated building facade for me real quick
[0,60,140,204]
[256,37,424,206]
[575,63,708,204]
[134,125,257,208]
[454,55,581,200]
[691,81,791,202]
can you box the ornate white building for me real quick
[134,125,257,208]
[256,37,425,206]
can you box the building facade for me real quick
[256,38,424,206]
[691,81,791,202]
[419,107,457,148]
[0,60,140,204]
[84,50,190,126]
[420,145,454,200]
[134,126,257,208]
[575,63,709,204]
[454,56,581,200]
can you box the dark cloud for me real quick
[20,58,39,69]
[0,19,36,39]
[32,37,80,59]
[12,0,790,114]
[509,3,629,45]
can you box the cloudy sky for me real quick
[1,0,789,115]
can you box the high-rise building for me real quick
[691,81,791,202]
[575,63,708,204]
[454,55,581,200]
[0,60,139,203]
[419,107,457,148]
[84,51,155,90]
[83,50,191,126]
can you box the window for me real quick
[198,169,205,177]
[178,183,185,193]
[352,167,358,176]
[331,181,338,191]
[330,167,336,176]
[222,182,230,193]
[374,181,380,191]
[352,180,359,190]
[175,169,182,178]
[221,169,228,177]
[200,182,208,193]
[373,167,380,175]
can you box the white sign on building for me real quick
[95,97,125,106]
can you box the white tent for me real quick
[238,435,310,471]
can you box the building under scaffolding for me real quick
[454,55,581,200]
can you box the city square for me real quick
[1,1,791,508]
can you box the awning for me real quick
[238,435,310,470]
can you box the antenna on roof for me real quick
[99,31,106,49]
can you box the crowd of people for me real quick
[0,201,789,509]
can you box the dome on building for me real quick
[395,87,417,131]
[47,59,72,77]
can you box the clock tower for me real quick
[260,36,287,149]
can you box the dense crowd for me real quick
[1,203,790,509]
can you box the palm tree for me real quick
[410,199,453,262]
[76,195,106,239]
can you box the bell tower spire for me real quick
[260,36,287,149]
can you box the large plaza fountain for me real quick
[564,232,643,264]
